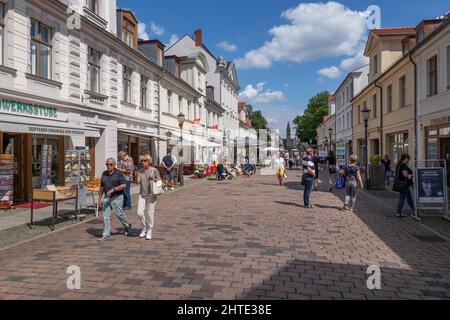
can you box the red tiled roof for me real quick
[372,27,416,36]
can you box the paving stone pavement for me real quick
[0,170,449,300]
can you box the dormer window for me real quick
[123,18,135,47]
[418,29,425,43]
[373,55,378,75]
[403,42,409,55]
[87,0,99,15]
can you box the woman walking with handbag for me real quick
[136,154,162,240]
[327,151,337,192]
[394,154,415,218]
[340,154,364,212]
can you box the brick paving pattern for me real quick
[0,170,449,300]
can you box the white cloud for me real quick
[168,34,180,46]
[339,50,369,71]
[235,1,369,69]
[216,41,238,53]
[317,66,341,79]
[150,21,165,37]
[138,22,150,40]
[239,83,285,105]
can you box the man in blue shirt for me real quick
[302,147,318,208]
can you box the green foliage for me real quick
[370,155,381,165]
[293,91,330,144]
[245,104,268,130]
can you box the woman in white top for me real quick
[275,153,286,186]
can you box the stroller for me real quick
[242,163,255,177]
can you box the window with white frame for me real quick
[122,18,134,47]
[140,75,148,109]
[87,0,99,15]
[447,46,450,88]
[427,55,438,97]
[30,19,52,79]
[87,47,101,93]
[0,2,5,65]
[187,101,192,120]
[399,75,406,107]
[178,96,183,115]
[168,90,173,113]
[372,94,377,118]
[122,65,132,103]
[387,85,393,112]
[373,55,378,74]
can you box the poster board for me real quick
[413,160,449,221]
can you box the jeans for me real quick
[137,194,156,234]
[397,188,415,215]
[345,181,358,209]
[303,176,314,207]
[384,171,391,185]
[102,194,130,238]
[123,181,132,208]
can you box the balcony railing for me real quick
[82,6,108,30]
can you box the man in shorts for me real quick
[162,150,176,191]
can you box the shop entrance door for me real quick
[440,138,450,186]
[2,134,24,202]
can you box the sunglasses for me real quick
[106,163,115,167]
[141,160,149,163]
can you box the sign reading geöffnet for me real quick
[417,168,446,206]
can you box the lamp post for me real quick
[177,112,185,157]
[328,128,333,153]
[361,106,371,189]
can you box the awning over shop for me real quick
[0,114,100,138]
[117,128,159,140]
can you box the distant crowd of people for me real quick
[275,148,415,216]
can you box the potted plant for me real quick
[369,154,385,190]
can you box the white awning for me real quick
[0,114,100,138]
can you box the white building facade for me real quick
[334,64,369,160]
[0,0,165,201]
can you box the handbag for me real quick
[392,165,410,194]
[151,180,164,196]
[336,176,346,190]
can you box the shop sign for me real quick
[336,143,346,156]
[28,126,84,136]
[0,98,59,119]
[430,116,450,126]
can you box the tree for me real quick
[293,91,330,144]
[245,104,268,130]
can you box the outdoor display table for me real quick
[30,187,78,231]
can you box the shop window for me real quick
[399,76,406,107]
[31,136,60,189]
[30,19,53,79]
[122,65,132,103]
[0,2,4,65]
[140,75,148,109]
[439,126,450,136]
[427,55,438,96]
[87,47,101,93]
[427,138,438,160]
[390,132,409,163]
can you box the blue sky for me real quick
[118,0,449,137]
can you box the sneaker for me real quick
[343,204,348,211]
[146,233,152,240]
[98,236,111,242]
[396,213,402,217]
[304,205,313,209]
[139,229,147,238]
[171,187,175,191]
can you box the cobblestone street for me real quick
[0,170,449,300]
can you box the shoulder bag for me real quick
[151,169,165,196]
[392,165,410,194]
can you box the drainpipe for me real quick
[409,53,418,165]
[374,81,383,157]
[156,69,165,165]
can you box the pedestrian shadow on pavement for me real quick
[285,182,304,191]
[86,227,139,238]
[313,204,344,211]
[274,201,304,208]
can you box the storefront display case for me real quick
[0,154,14,209]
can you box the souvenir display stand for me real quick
[0,154,14,210]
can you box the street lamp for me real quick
[361,105,371,189]
[177,113,185,157]
[328,128,333,152]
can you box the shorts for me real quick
[164,168,177,180]
[277,168,285,176]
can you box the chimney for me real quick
[195,29,203,47]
